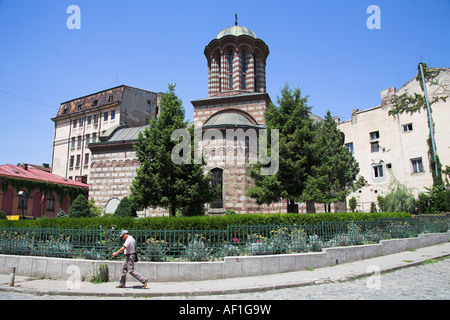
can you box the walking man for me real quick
[113,230,148,288]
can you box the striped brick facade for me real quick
[205,32,269,97]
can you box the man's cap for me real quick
[120,230,129,237]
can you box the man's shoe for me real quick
[143,281,148,289]
[116,284,125,288]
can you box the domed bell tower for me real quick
[204,23,270,97]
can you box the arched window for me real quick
[241,51,247,90]
[229,51,233,90]
[254,54,259,92]
[210,168,223,208]
[18,191,27,209]
[217,54,221,92]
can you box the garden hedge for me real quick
[0,212,411,230]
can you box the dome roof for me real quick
[203,112,263,129]
[216,26,257,39]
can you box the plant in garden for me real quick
[141,237,166,261]
[183,234,212,261]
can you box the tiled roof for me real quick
[0,164,89,188]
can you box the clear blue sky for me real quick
[0,0,449,167]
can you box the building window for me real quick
[108,95,114,103]
[76,155,81,168]
[147,101,151,113]
[372,164,384,178]
[371,141,380,153]
[87,115,92,125]
[73,119,77,128]
[71,137,76,149]
[403,123,413,132]
[77,136,82,148]
[370,131,380,140]
[345,142,354,153]
[386,163,392,169]
[92,100,98,107]
[93,114,98,124]
[104,112,109,121]
[63,107,68,115]
[86,134,91,145]
[229,51,233,90]
[78,118,83,127]
[84,153,90,167]
[411,157,424,173]
[92,133,97,143]
[46,194,55,212]
[241,51,247,90]
[111,110,116,120]
[69,156,74,169]
[77,104,82,111]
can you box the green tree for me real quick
[349,197,357,213]
[114,197,136,217]
[129,83,217,217]
[248,84,316,211]
[302,111,361,212]
[68,194,92,218]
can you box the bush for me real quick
[0,212,412,230]
[0,211,7,220]
[114,197,136,217]
[68,195,92,218]
[416,184,450,214]
[349,197,357,213]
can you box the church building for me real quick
[191,23,287,214]
[87,23,289,215]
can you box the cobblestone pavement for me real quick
[1,257,448,300]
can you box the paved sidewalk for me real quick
[1,242,449,298]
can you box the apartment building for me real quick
[51,85,160,183]
[338,68,450,212]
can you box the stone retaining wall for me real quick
[1,232,448,282]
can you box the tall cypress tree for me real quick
[248,84,316,211]
[129,84,216,217]
[302,110,361,212]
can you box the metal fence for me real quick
[0,215,448,262]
